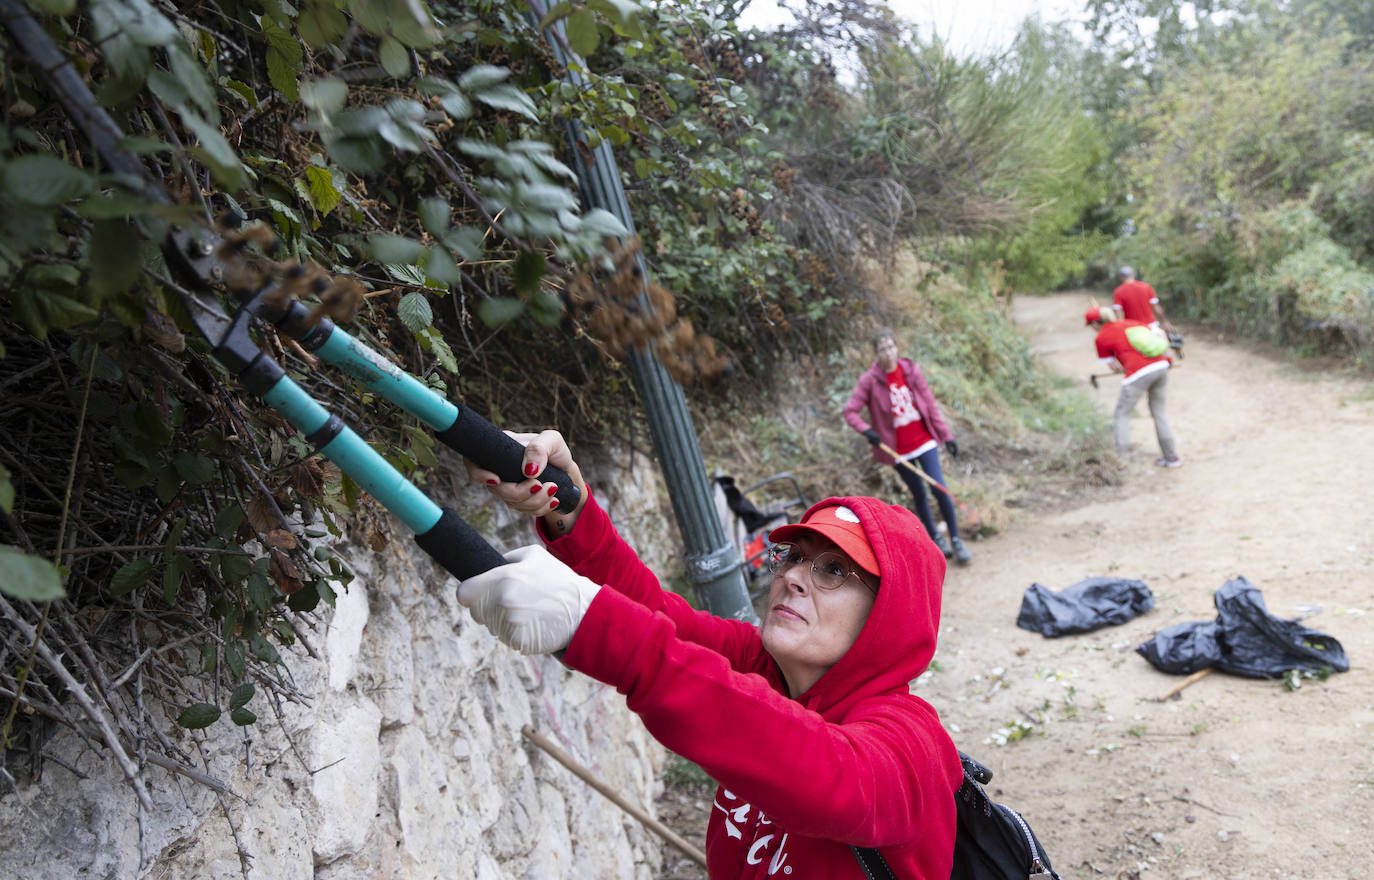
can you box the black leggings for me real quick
[894,447,959,540]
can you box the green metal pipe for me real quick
[526,4,756,622]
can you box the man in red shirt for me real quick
[1112,266,1176,335]
[1086,305,1181,467]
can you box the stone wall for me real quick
[1,445,685,880]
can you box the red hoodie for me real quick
[547,494,962,879]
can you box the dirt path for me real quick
[925,293,1374,879]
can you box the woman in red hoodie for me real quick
[459,431,963,879]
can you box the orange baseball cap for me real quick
[769,504,880,577]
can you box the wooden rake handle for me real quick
[879,442,957,503]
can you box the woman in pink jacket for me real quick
[459,431,963,879]
[843,329,971,564]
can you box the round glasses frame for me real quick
[765,542,874,593]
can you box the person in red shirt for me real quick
[842,329,971,564]
[1086,305,1181,466]
[1111,266,1176,335]
[460,432,963,879]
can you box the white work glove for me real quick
[456,544,601,655]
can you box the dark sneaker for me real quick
[932,533,953,558]
[949,536,973,565]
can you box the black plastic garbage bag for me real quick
[1136,576,1350,678]
[1016,577,1155,637]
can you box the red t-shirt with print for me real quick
[1095,320,1169,378]
[886,367,935,456]
[1113,280,1159,324]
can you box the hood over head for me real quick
[768,496,946,717]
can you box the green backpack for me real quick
[1125,325,1169,358]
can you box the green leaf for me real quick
[303,166,342,215]
[214,504,244,540]
[168,43,218,125]
[249,634,280,663]
[444,226,484,261]
[247,566,272,613]
[477,297,525,327]
[162,554,191,605]
[367,234,426,265]
[261,15,302,100]
[229,706,258,726]
[537,1,574,29]
[0,545,65,601]
[397,291,433,332]
[224,79,259,109]
[28,0,77,14]
[174,453,216,485]
[379,36,410,79]
[424,246,462,286]
[4,156,93,206]
[579,209,628,238]
[109,559,154,597]
[566,8,600,57]
[88,220,143,300]
[419,327,458,373]
[299,2,348,49]
[181,112,249,190]
[458,65,510,90]
[472,84,538,120]
[224,641,244,679]
[229,682,255,711]
[165,516,188,555]
[419,198,450,237]
[176,702,221,729]
[114,460,152,489]
[0,464,12,514]
[513,250,546,294]
[300,78,348,117]
[77,191,153,219]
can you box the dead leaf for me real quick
[290,458,327,498]
[269,549,304,594]
[245,491,280,533]
[264,529,297,550]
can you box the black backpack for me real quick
[851,752,1061,880]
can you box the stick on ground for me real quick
[1155,667,1215,702]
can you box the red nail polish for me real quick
[546,485,557,496]
[486,479,498,485]
[524,462,539,477]
[549,498,560,510]
[528,485,541,495]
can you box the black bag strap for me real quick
[849,845,899,880]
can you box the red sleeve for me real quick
[1095,329,1113,360]
[539,491,767,668]
[563,588,961,847]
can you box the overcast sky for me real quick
[738,0,1090,57]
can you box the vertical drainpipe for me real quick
[524,5,757,622]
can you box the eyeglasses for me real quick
[765,542,874,592]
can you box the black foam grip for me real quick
[415,507,506,580]
[436,407,581,512]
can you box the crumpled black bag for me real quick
[1016,577,1155,638]
[1136,576,1350,678]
